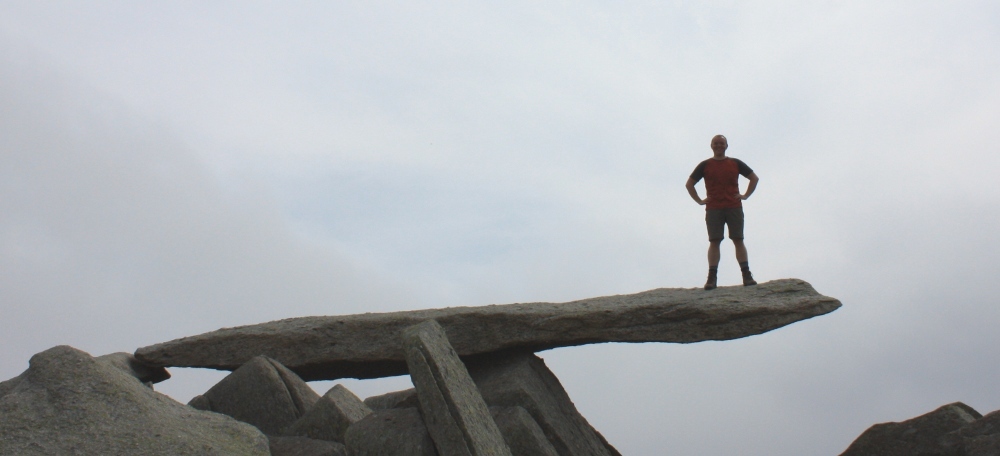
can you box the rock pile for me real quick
[0,279,840,454]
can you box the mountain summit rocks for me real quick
[135,278,841,380]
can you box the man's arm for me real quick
[686,178,706,205]
[739,172,759,200]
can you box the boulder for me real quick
[0,345,269,455]
[402,319,511,456]
[467,353,615,456]
[840,402,981,456]
[940,409,1000,455]
[268,436,347,456]
[365,388,419,410]
[135,279,841,380]
[344,408,438,456]
[197,355,319,435]
[490,406,559,456]
[96,351,170,385]
[284,384,372,443]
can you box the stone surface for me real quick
[269,436,347,456]
[135,279,841,380]
[200,355,319,435]
[946,409,1000,455]
[490,406,559,456]
[467,353,614,456]
[840,402,982,456]
[344,408,438,456]
[284,384,372,443]
[403,319,511,456]
[0,345,269,455]
[96,351,171,384]
[365,388,419,410]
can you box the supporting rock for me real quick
[364,388,419,410]
[199,355,319,435]
[284,384,372,443]
[403,319,511,456]
[344,408,438,456]
[268,436,347,456]
[135,279,841,380]
[490,406,559,456]
[467,353,615,456]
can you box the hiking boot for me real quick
[742,270,757,286]
[704,274,717,290]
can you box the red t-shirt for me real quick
[689,157,754,210]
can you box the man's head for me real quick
[711,135,728,158]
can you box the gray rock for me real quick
[269,435,348,456]
[0,373,23,398]
[200,355,319,435]
[365,388,419,410]
[344,408,438,456]
[403,320,511,456]
[840,402,981,456]
[490,406,559,456]
[284,384,372,443]
[0,345,269,455]
[941,409,1000,456]
[135,279,841,380]
[188,394,212,411]
[467,353,613,456]
[96,351,170,384]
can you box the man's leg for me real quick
[727,208,756,286]
[705,240,721,290]
[732,239,756,286]
[704,210,725,290]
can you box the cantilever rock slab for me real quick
[135,279,840,381]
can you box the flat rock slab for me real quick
[136,279,841,380]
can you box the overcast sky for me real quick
[2,2,999,455]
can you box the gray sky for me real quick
[2,2,999,454]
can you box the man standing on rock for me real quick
[685,134,760,290]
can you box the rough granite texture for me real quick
[95,352,171,385]
[364,388,419,410]
[268,435,347,456]
[403,320,512,456]
[840,402,982,456]
[467,353,614,456]
[490,406,559,456]
[284,384,372,443]
[135,278,841,380]
[199,355,319,435]
[344,408,438,456]
[0,345,269,455]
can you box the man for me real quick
[685,134,759,290]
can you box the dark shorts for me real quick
[706,207,745,241]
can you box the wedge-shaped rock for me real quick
[136,279,841,380]
[344,408,437,456]
[468,353,614,456]
[946,409,1000,456]
[365,388,419,410]
[284,384,372,443]
[197,355,319,435]
[490,406,559,456]
[403,319,511,456]
[0,345,269,455]
[840,402,981,456]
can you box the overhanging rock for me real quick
[135,279,841,381]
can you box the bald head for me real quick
[711,135,728,158]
